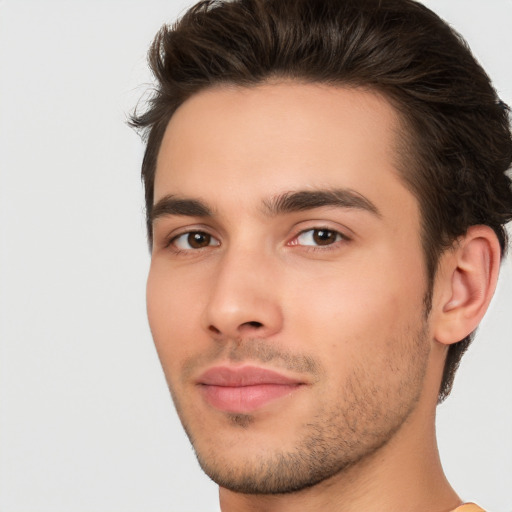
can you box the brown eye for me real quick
[295,228,343,247]
[312,229,338,245]
[172,231,220,250]
[188,232,211,248]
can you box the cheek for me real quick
[288,273,428,414]
[146,263,206,374]
[285,255,426,361]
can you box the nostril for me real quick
[245,321,263,328]
[207,321,265,337]
[208,325,221,334]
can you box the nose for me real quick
[202,247,283,341]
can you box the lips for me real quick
[197,366,305,413]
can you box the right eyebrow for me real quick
[150,195,214,224]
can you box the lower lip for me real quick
[200,383,302,413]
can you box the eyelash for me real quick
[165,226,348,254]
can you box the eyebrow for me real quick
[150,195,214,224]
[262,189,381,217]
[150,188,381,225]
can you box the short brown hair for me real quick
[131,0,512,401]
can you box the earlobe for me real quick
[434,226,501,346]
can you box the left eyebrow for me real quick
[261,189,381,217]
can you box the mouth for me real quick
[196,365,306,414]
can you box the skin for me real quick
[147,83,499,512]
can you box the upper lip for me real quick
[197,365,305,387]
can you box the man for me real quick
[131,0,512,510]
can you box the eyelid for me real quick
[289,220,352,239]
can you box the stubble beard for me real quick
[169,320,431,495]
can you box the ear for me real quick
[433,225,501,346]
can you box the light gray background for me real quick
[0,1,510,511]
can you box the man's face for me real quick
[147,83,433,493]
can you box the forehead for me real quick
[154,82,416,221]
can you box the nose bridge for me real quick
[203,239,283,339]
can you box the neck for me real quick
[219,379,461,512]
